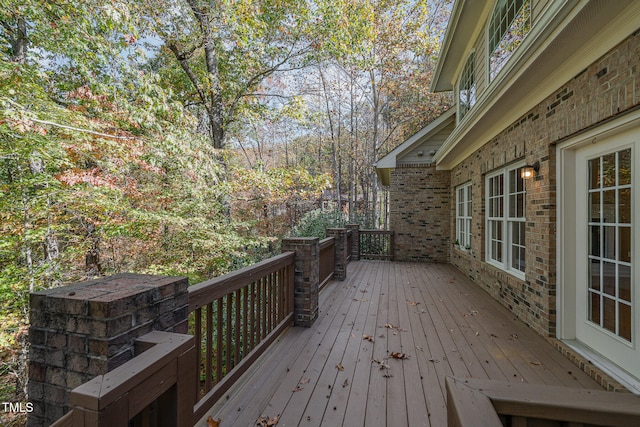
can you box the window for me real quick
[456,182,472,248]
[488,0,531,81]
[486,163,526,277]
[458,52,476,120]
[587,148,632,341]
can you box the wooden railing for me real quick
[319,237,335,290]
[53,332,196,427]
[445,377,640,427]
[48,226,383,426]
[359,229,394,260]
[187,252,295,422]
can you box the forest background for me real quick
[0,0,452,419]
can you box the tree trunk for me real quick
[9,17,28,63]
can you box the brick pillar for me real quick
[282,237,319,327]
[326,228,348,281]
[28,273,188,426]
[346,224,360,261]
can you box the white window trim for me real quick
[486,0,532,84]
[456,182,473,249]
[485,161,526,280]
[457,50,476,122]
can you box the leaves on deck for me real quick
[342,378,349,388]
[406,300,420,306]
[336,363,344,371]
[390,352,409,360]
[362,334,374,342]
[256,415,280,427]
[207,417,221,427]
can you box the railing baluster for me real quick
[226,293,232,374]
[234,288,241,366]
[216,298,223,383]
[205,303,213,392]
[195,307,202,398]
[243,286,249,356]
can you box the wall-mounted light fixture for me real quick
[521,161,540,179]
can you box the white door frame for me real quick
[557,108,640,393]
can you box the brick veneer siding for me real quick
[450,30,640,337]
[28,274,188,426]
[389,164,451,262]
[282,237,319,327]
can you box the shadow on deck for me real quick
[203,261,606,427]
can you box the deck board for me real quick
[203,261,604,427]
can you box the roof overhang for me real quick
[433,0,640,169]
[430,0,491,92]
[375,108,456,186]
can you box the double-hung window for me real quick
[488,0,531,81]
[458,52,476,120]
[486,163,526,277]
[456,182,472,248]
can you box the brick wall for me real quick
[389,164,451,262]
[28,274,188,426]
[450,30,640,336]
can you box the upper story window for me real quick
[458,52,476,120]
[488,0,531,82]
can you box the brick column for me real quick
[28,273,188,426]
[346,224,360,261]
[282,237,319,327]
[326,228,348,281]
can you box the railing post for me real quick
[281,237,319,327]
[28,274,188,426]
[326,228,348,281]
[346,224,360,261]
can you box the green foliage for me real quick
[290,208,346,239]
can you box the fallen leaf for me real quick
[390,352,409,360]
[415,345,423,351]
[292,386,303,392]
[530,361,541,366]
[362,334,374,342]
[342,378,349,387]
[475,332,480,336]
[256,415,280,427]
[336,363,344,371]
[406,300,420,306]
[384,323,396,329]
[207,417,221,427]
[300,378,311,385]
[383,373,393,378]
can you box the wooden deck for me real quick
[202,261,603,427]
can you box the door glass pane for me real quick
[602,226,616,260]
[603,297,616,334]
[589,226,600,257]
[619,227,631,263]
[619,264,631,302]
[602,153,616,187]
[589,291,601,325]
[619,149,631,186]
[589,158,601,189]
[602,261,616,296]
[602,190,615,223]
[589,193,600,221]
[619,188,631,223]
[589,259,600,291]
[619,303,632,341]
